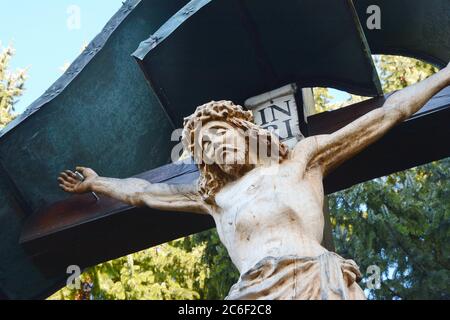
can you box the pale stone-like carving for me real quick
[59,64,450,300]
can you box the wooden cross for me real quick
[20,87,450,276]
[1,0,449,300]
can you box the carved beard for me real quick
[216,148,254,180]
[216,134,285,180]
[218,162,254,180]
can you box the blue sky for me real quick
[0,0,124,114]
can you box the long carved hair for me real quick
[182,100,289,204]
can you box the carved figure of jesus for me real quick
[59,63,450,300]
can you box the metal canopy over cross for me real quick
[0,0,449,299]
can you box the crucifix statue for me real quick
[58,63,450,300]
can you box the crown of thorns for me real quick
[182,100,254,157]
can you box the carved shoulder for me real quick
[291,136,321,166]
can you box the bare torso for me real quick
[211,151,328,274]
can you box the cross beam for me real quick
[20,87,450,277]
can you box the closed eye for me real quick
[215,128,227,136]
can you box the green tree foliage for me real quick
[331,159,449,299]
[313,87,335,112]
[0,42,26,129]
[313,87,370,112]
[49,239,210,300]
[375,55,439,92]
[51,55,448,300]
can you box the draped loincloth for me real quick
[226,251,366,300]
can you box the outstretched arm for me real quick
[306,63,450,176]
[58,167,209,214]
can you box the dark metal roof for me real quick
[133,0,384,125]
[355,0,450,68]
[133,0,450,126]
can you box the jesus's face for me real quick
[198,121,250,177]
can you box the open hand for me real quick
[58,166,98,194]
